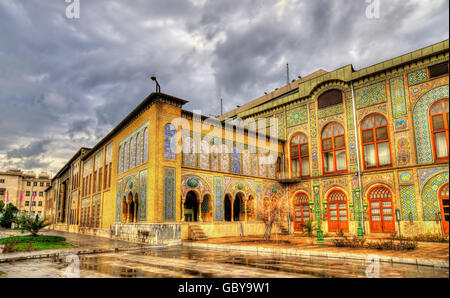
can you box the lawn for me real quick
[0,235,76,252]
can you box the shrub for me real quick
[332,236,417,251]
[1,240,18,253]
[22,215,50,236]
[300,219,317,237]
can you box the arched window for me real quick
[143,128,149,162]
[290,133,309,178]
[361,114,392,168]
[318,89,343,109]
[124,142,129,172]
[136,133,141,166]
[430,98,449,161]
[118,145,123,174]
[164,124,176,160]
[322,122,347,174]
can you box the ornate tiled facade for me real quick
[49,40,449,240]
[355,82,387,109]
[407,69,428,85]
[413,85,449,164]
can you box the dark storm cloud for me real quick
[7,140,51,159]
[0,0,448,175]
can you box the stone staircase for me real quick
[278,223,289,235]
[189,225,208,241]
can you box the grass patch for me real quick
[12,241,76,252]
[0,235,66,244]
[0,235,76,253]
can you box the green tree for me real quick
[0,200,5,213]
[300,219,318,237]
[22,215,50,236]
[0,203,19,228]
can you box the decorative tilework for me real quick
[214,177,224,221]
[232,147,241,174]
[163,167,176,221]
[396,138,410,166]
[275,113,285,140]
[421,171,449,221]
[412,85,449,164]
[418,167,449,187]
[400,185,418,221]
[345,95,358,172]
[395,119,407,130]
[286,105,307,127]
[357,103,387,120]
[389,77,407,118]
[115,179,123,222]
[308,103,319,176]
[355,82,387,109]
[409,76,448,105]
[398,171,413,184]
[407,69,427,85]
[317,104,344,119]
[139,170,147,221]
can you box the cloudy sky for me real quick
[0,0,448,176]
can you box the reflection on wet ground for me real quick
[0,246,448,278]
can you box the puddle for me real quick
[0,246,448,278]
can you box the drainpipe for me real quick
[351,83,365,234]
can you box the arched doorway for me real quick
[184,191,198,222]
[233,193,243,221]
[293,192,310,231]
[122,196,128,223]
[327,190,349,233]
[224,194,232,221]
[134,193,139,223]
[128,192,135,223]
[439,183,449,235]
[201,194,212,222]
[368,186,394,233]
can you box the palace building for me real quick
[47,40,449,243]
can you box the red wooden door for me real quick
[327,190,348,233]
[439,184,449,235]
[368,187,395,233]
[293,193,310,231]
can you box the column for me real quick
[181,198,185,222]
[244,199,248,222]
[198,199,203,222]
[231,198,234,222]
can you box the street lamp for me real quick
[353,187,363,239]
[151,75,161,93]
[312,183,324,244]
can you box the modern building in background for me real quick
[46,40,449,243]
[0,169,51,218]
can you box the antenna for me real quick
[220,98,223,115]
[286,63,290,85]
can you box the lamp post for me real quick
[151,75,161,93]
[353,187,364,239]
[311,183,325,244]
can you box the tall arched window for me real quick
[164,124,176,160]
[322,122,347,174]
[136,133,141,166]
[361,114,392,169]
[143,128,149,162]
[430,98,449,161]
[368,186,395,233]
[290,133,309,178]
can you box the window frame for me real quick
[429,98,449,162]
[289,133,310,178]
[321,122,348,175]
[360,113,393,170]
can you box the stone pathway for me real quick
[1,246,447,278]
[184,234,449,267]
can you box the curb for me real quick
[182,242,449,269]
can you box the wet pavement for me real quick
[0,246,448,278]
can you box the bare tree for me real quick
[255,195,290,241]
